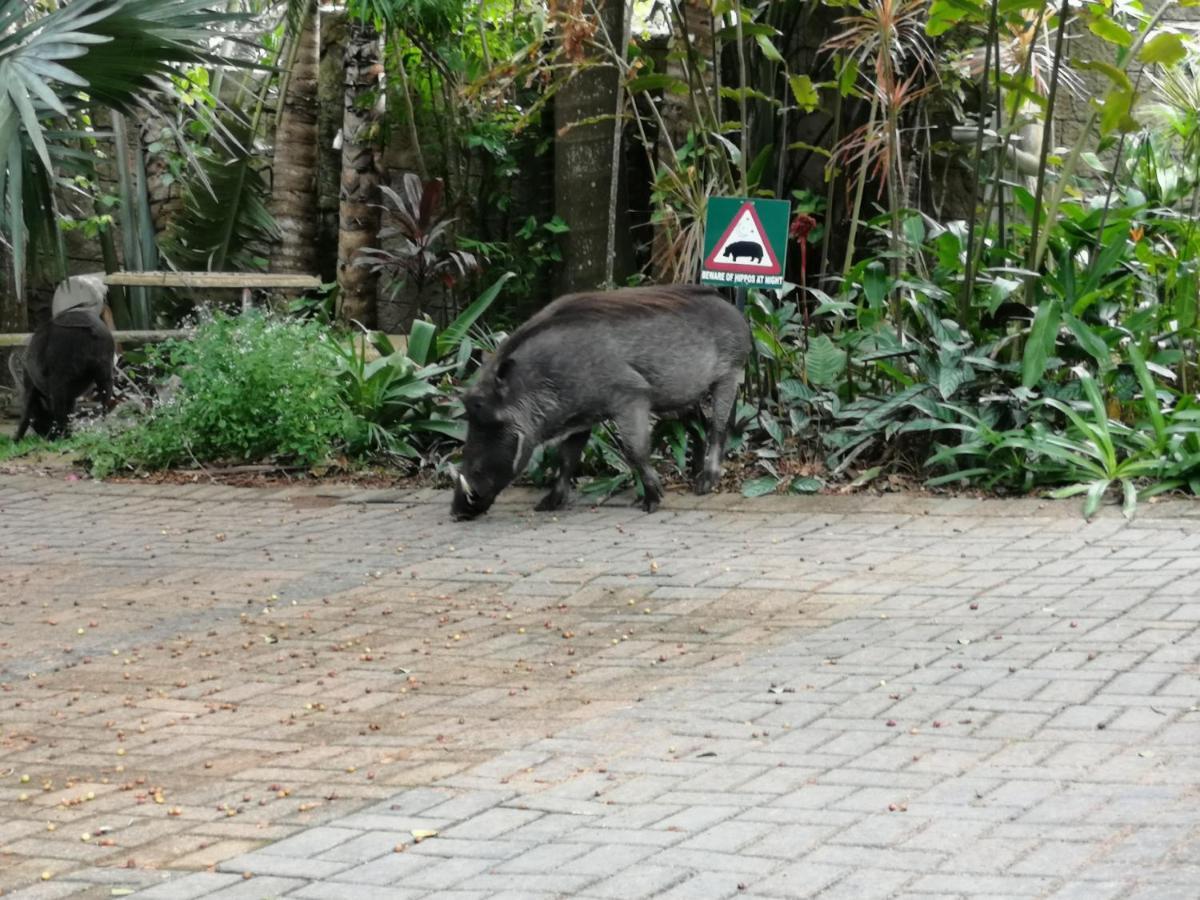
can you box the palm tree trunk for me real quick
[0,248,24,332]
[554,0,630,294]
[270,2,320,276]
[337,17,383,326]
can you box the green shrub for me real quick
[76,313,349,476]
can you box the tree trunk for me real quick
[554,0,632,295]
[337,17,383,327]
[0,248,25,333]
[270,3,320,276]
[661,0,715,151]
[316,10,346,285]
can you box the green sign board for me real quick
[700,196,792,289]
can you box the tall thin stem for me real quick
[604,0,633,287]
[733,0,749,193]
[1025,0,1071,297]
[961,0,1000,328]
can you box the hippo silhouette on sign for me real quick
[723,240,763,264]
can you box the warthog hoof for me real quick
[535,488,567,512]
[638,483,663,513]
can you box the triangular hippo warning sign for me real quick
[701,196,791,289]
[705,203,781,273]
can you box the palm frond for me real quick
[0,0,247,297]
[160,118,279,272]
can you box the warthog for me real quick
[451,285,751,520]
[724,240,763,263]
[15,308,115,440]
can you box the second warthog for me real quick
[451,285,751,520]
[15,308,115,440]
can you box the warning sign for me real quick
[700,196,791,289]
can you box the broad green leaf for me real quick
[1074,59,1132,92]
[1063,313,1112,371]
[626,73,689,95]
[1126,343,1166,445]
[719,85,777,104]
[789,476,822,494]
[937,364,970,401]
[1139,32,1187,66]
[804,335,847,387]
[437,271,514,359]
[927,0,986,35]
[987,276,1022,309]
[848,466,882,488]
[1084,479,1110,519]
[1022,298,1062,388]
[1174,269,1197,329]
[755,33,784,64]
[926,467,994,486]
[758,409,784,446]
[862,261,889,308]
[1098,87,1138,135]
[746,143,775,190]
[788,74,819,112]
[406,319,436,366]
[1121,478,1137,519]
[836,56,859,97]
[742,476,780,497]
[787,140,831,158]
[713,22,779,41]
[1087,14,1133,47]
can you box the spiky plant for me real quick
[0,0,244,302]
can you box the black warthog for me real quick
[15,308,115,440]
[451,285,751,520]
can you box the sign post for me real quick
[700,197,791,297]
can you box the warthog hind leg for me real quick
[695,374,739,495]
[615,401,662,513]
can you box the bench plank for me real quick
[103,272,321,289]
[0,330,190,348]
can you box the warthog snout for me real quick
[449,465,498,521]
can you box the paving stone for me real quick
[653,870,751,899]
[202,875,307,899]
[441,807,543,840]
[128,874,243,900]
[216,851,350,880]
[287,883,425,900]
[583,863,691,899]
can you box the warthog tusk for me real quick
[457,473,475,500]
[512,432,525,476]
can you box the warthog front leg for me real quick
[695,374,739,495]
[536,429,590,511]
[615,401,662,513]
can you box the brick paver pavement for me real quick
[1,472,1199,899]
